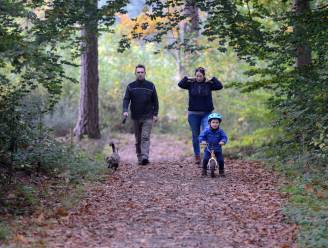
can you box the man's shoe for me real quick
[141,158,149,165]
[202,169,207,176]
[195,155,201,165]
[219,170,225,177]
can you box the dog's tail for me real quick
[109,142,117,153]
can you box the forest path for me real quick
[26,134,296,247]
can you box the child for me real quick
[199,113,228,177]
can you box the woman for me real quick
[178,67,223,164]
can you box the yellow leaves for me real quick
[286,26,293,33]
[55,207,69,217]
[118,14,132,27]
[117,13,166,38]
[14,233,29,244]
[34,0,52,20]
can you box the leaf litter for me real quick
[9,134,297,247]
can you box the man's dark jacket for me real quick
[123,79,159,120]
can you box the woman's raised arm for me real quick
[209,76,223,90]
[178,76,191,89]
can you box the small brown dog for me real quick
[105,142,120,170]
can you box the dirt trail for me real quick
[21,134,296,247]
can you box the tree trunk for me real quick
[167,1,200,78]
[293,0,312,67]
[173,1,199,78]
[74,0,100,140]
[183,2,200,37]
[292,0,311,150]
[181,1,200,65]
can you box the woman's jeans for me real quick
[188,112,210,156]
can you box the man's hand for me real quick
[153,116,158,123]
[123,112,128,117]
[219,141,225,146]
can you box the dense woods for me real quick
[0,0,327,246]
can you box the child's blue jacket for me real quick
[199,127,228,152]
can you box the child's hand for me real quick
[200,141,206,148]
[219,141,225,146]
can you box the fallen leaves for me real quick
[14,234,28,244]
[304,184,327,199]
[26,158,296,247]
[304,183,315,193]
[4,134,297,247]
[55,207,68,217]
[35,212,45,226]
[315,190,326,199]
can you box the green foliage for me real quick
[121,4,327,247]
[280,164,328,248]
[204,1,328,163]
[0,222,10,241]
[0,91,55,181]
[123,0,328,163]
[0,183,39,216]
[0,131,106,216]
[45,28,272,151]
[0,0,129,182]
[1,2,326,246]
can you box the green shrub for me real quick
[0,222,10,241]
[278,161,328,248]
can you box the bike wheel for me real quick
[209,160,216,178]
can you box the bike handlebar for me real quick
[200,142,223,152]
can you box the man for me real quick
[123,64,159,165]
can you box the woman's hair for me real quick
[195,67,205,76]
